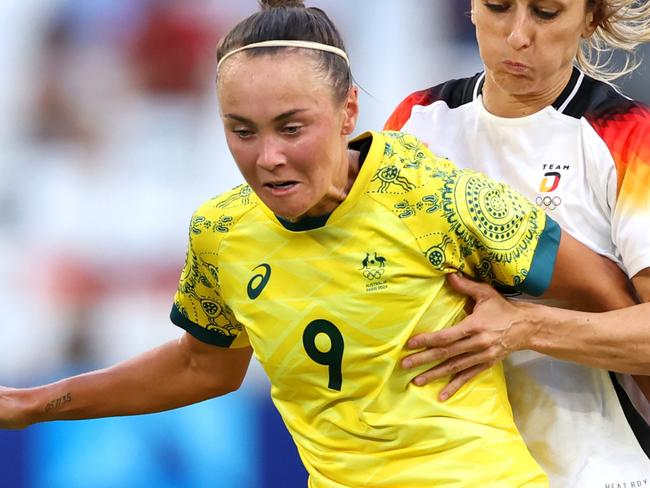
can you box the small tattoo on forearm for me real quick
[44,393,72,412]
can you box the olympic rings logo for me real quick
[535,195,562,211]
[363,268,385,280]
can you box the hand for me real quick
[0,386,31,429]
[402,273,534,401]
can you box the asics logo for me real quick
[247,264,271,299]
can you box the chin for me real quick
[495,74,539,97]
[268,202,306,221]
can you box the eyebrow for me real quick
[223,109,309,124]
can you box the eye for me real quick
[532,7,559,20]
[232,128,254,139]
[283,125,302,135]
[483,1,509,13]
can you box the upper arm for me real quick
[543,230,637,311]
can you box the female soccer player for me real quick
[385,0,650,485]
[0,1,637,486]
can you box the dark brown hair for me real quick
[216,0,351,102]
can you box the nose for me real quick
[256,136,286,171]
[507,10,533,50]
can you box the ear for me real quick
[341,86,359,136]
[582,9,597,38]
[470,0,476,25]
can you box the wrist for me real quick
[522,303,588,353]
[503,302,546,351]
[1,387,41,429]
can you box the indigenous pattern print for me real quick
[173,250,241,339]
[368,132,550,290]
[216,184,254,208]
[171,185,258,347]
[442,173,541,261]
[370,165,416,192]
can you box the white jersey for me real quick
[386,68,650,488]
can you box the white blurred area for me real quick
[1,0,648,387]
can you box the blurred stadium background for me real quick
[0,1,648,487]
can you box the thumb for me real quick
[446,273,491,302]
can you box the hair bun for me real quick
[258,0,305,9]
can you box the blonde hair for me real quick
[577,0,650,81]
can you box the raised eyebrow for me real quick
[223,109,308,124]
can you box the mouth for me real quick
[503,60,530,74]
[264,181,299,195]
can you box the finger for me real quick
[403,332,492,369]
[438,363,491,401]
[402,347,448,369]
[411,348,497,385]
[446,273,493,302]
[406,321,474,349]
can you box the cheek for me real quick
[474,25,497,62]
[225,137,258,179]
[290,132,331,174]
[540,33,581,70]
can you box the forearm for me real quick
[518,301,650,374]
[12,336,240,427]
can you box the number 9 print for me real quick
[302,320,345,391]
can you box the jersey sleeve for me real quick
[597,106,650,277]
[434,169,561,295]
[376,131,560,295]
[384,90,428,132]
[170,212,250,348]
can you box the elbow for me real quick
[586,279,638,312]
[549,274,638,312]
[188,357,249,400]
[209,376,245,397]
[190,363,245,400]
[179,333,251,400]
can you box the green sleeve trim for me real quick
[170,303,235,348]
[519,216,561,297]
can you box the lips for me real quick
[265,181,297,189]
[503,60,530,74]
[264,181,299,195]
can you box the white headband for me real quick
[217,40,350,71]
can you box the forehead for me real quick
[477,0,585,12]
[218,50,329,94]
[217,51,335,115]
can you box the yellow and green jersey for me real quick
[171,131,558,487]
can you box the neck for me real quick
[482,67,574,118]
[346,148,361,190]
[320,148,360,211]
[293,148,361,222]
